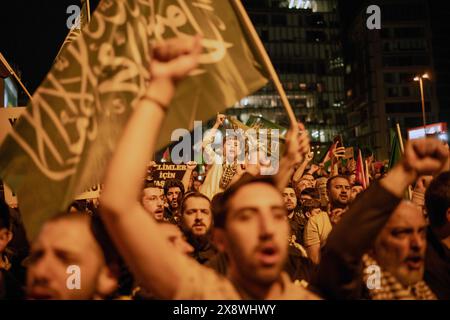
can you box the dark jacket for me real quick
[424,228,450,300]
[0,269,25,300]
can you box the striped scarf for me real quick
[219,163,237,190]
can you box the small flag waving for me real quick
[389,128,402,170]
[355,149,367,189]
[321,136,342,172]
[0,0,269,237]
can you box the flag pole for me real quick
[231,0,298,128]
[396,123,412,199]
[0,52,33,101]
[395,123,405,154]
[84,0,91,23]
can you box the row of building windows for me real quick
[250,12,339,28]
[257,26,340,43]
[382,54,429,67]
[238,92,345,111]
[246,0,338,13]
[385,102,431,114]
[384,72,421,84]
[276,75,344,94]
[263,41,341,60]
[380,27,426,39]
[276,61,327,75]
[382,39,428,53]
[384,86,423,99]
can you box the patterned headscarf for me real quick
[362,254,436,300]
[219,163,238,190]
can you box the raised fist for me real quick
[216,114,226,127]
[402,138,449,179]
[186,161,197,171]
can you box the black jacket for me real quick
[424,228,450,300]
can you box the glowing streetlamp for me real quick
[413,73,430,131]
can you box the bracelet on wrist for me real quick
[140,94,169,113]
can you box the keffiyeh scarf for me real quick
[362,254,436,300]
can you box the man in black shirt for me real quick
[179,192,217,265]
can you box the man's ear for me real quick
[95,265,118,299]
[212,228,227,252]
[0,228,13,254]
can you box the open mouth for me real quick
[405,256,423,270]
[257,244,280,266]
[28,289,57,300]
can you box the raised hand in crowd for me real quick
[215,113,226,128]
[276,122,311,190]
[182,161,198,192]
[332,147,346,162]
[381,138,449,198]
[307,163,320,175]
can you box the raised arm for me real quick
[182,161,197,192]
[99,37,201,299]
[275,123,310,190]
[202,114,225,149]
[292,156,311,184]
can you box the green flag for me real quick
[389,128,402,170]
[156,0,269,150]
[0,0,269,237]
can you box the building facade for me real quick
[342,0,441,159]
[227,0,347,157]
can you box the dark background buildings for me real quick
[1,0,448,160]
[339,0,447,159]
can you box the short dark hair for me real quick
[302,198,322,211]
[326,175,349,191]
[425,172,450,227]
[300,188,320,199]
[143,180,158,189]
[214,175,277,229]
[284,184,295,190]
[211,192,224,217]
[163,179,185,196]
[180,192,211,215]
[300,173,314,180]
[47,212,120,267]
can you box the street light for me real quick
[414,73,430,132]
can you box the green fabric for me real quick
[389,129,402,170]
[0,0,269,238]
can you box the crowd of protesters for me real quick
[1,37,449,300]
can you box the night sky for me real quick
[0,0,101,102]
